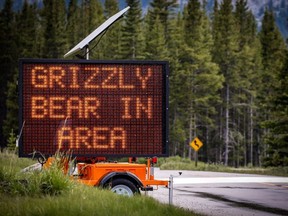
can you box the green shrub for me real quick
[0,150,74,196]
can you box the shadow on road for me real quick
[176,188,288,215]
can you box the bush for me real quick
[0,151,74,196]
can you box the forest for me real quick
[0,0,287,167]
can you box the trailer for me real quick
[43,156,168,196]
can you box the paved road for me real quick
[147,169,288,216]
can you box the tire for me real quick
[109,178,139,197]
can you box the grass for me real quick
[0,185,197,216]
[0,149,35,171]
[158,156,288,177]
[0,151,200,216]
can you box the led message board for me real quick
[19,59,169,157]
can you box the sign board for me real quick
[190,137,203,152]
[19,59,169,157]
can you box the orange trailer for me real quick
[44,157,168,196]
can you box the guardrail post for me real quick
[169,172,182,205]
[169,175,174,205]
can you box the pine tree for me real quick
[67,0,80,52]
[233,0,263,166]
[184,0,201,45]
[6,129,17,151]
[235,0,249,48]
[79,0,104,59]
[259,9,286,90]
[168,13,188,156]
[42,0,67,58]
[259,9,287,166]
[3,73,18,145]
[16,1,39,57]
[0,0,17,148]
[144,0,179,59]
[119,0,144,59]
[263,50,288,166]
[3,0,39,147]
[178,0,224,160]
[144,15,168,60]
[147,0,178,39]
[212,0,239,165]
[102,0,121,59]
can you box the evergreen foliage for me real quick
[119,0,144,59]
[0,0,17,147]
[3,73,18,144]
[6,129,17,151]
[66,0,79,52]
[212,0,239,165]
[79,0,104,59]
[42,0,67,58]
[258,8,287,166]
[0,0,287,167]
[102,0,121,59]
[262,50,288,166]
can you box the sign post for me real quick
[190,137,203,167]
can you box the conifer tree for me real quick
[16,0,39,57]
[144,15,168,60]
[184,0,201,45]
[266,50,288,166]
[233,0,262,166]
[180,0,223,159]
[3,0,40,146]
[168,13,188,156]
[259,9,286,91]
[262,50,288,166]
[3,73,18,146]
[0,0,17,148]
[259,9,287,166]
[67,0,80,52]
[119,0,144,59]
[144,0,179,59]
[79,0,104,59]
[42,0,67,58]
[235,0,250,48]
[147,0,178,39]
[212,0,239,165]
[102,0,121,59]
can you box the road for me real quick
[147,169,288,216]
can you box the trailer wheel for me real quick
[110,179,139,197]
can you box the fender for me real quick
[99,171,144,188]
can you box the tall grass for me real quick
[0,150,73,196]
[0,184,198,216]
[0,151,200,216]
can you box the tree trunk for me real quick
[188,113,197,160]
[224,84,230,166]
[249,96,254,166]
[219,106,223,163]
[188,114,192,159]
[182,141,186,158]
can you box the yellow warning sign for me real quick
[190,137,203,151]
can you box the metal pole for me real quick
[85,45,89,60]
[195,151,198,167]
[169,175,173,205]
[168,172,182,205]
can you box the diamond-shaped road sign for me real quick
[190,137,203,151]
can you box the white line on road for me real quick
[159,177,288,184]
